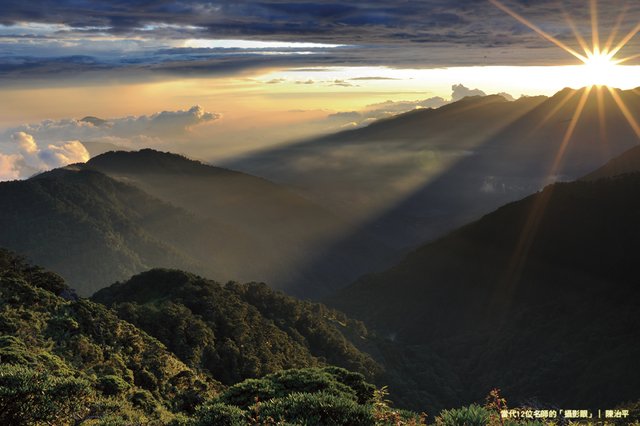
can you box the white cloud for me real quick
[0,153,21,181]
[451,84,487,101]
[40,141,90,167]
[325,95,448,128]
[115,105,219,138]
[12,131,38,155]
[2,105,219,147]
[1,133,90,180]
[0,106,220,181]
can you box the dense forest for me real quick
[3,248,577,425]
[92,269,381,384]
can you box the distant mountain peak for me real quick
[87,149,216,175]
[80,116,108,127]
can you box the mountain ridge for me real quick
[329,157,640,409]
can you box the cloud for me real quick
[451,84,486,101]
[321,83,514,130]
[39,141,90,168]
[324,95,448,128]
[3,106,219,146]
[348,76,402,81]
[2,1,639,81]
[0,132,90,179]
[12,131,37,154]
[132,105,219,137]
[0,153,21,181]
[331,79,355,87]
[0,106,220,180]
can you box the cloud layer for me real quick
[0,1,638,80]
[0,106,219,179]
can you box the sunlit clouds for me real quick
[0,106,219,179]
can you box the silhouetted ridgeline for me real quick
[332,171,640,410]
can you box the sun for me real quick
[490,0,640,89]
[488,0,640,284]
[581,50,620,86]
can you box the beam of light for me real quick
[563,12,591,57]
[492,0,640,88]
[503,87,592,288]
[595,86,610,158]
[489,0,640,294]
[550,86,593,173]
[603,3,628,53]
[531,88,578,132]
[489,0,588,62]
[616,52,640,65]
[607,87,640,139]
[608,22,640,58]
[591,0,600,55]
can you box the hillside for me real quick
[92,269,381,385]
[1,250,451,425]
[0,150,391,297]
[583,144,640,180]
[0,169,212,296]
[83,149,393,297]
[331,171,640,409]
[228,88,640,250]
[0,248,218,424]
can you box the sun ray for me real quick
[608,21,640,57]
[603,3,628,53]
[550,87,593,173]
[590,0,601,54]
[489,0,588,62]
[503,87,592,288]
[532,89,578,132]
[615,52,640,64]
[563,12,592,56]
[595,86,610,157]
[493,0,640,87]
[607,87,640,139]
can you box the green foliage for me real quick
[254,391,375,425]
[93,270,381,387]
[130,390,160,414]
[218,367,366,409]
[193,402,247,426]
[98,375,130,396]
[191,367,428,426]
[0,363,92,425]
[0,250,217,424]
[435,404,490,426]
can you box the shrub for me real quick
[253,391,375,425]
[0,364,92,425]
[130,389,159,414]
[134,368,158,391]
[436,404,491,426]
[219,368,358,409]
[98,374,131,396]
[193,402,248,426]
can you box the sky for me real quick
[1,0,640,179]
